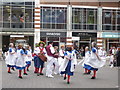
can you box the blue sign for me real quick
[102,32,120,38]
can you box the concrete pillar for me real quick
[66,5,73,47]
[34,0,40,47]
[97,7,103,48]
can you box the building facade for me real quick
[1,0,120,51]
[1,0,35,50]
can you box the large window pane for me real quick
[41,6,67,29]
[3,0,11,5]
[11,0,24,6]
[102,9,118,31]
[11,6,25,28]
[3,6,10,22]
[117,11,120,24]
[3,6,10,28]
[72,8,97,30]
[2,0,34,29]
[0,7,2,26]
[43,8,52,23]
[87,10,94,24]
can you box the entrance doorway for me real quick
[79,41,90,56]
[106,38,120,52]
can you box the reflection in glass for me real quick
[2,0,34,29]
[3,6,10,22]
[41,7,67,29]
[72,8,97,30]
[102,9,119,31]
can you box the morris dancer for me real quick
[46,41,56,78]
[84,42,106,79]
[25,45,33,71]
[58,46,65,74]
[34,41,46,76]
[33,43,39,73]
[15,44,27,79]
[60,47,76,84]
[5,43,16,73]
[53,46,59,75]
[82,46,91,74]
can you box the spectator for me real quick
[116,47,120,68]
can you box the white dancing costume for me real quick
[25,50,33,65]
[85,48,106,70]
[5,48,16,67]
[82,51,91,67]
[15,49,27,70]
[72,50,77,65]
[60,51,76,75]
[46,44,56,77]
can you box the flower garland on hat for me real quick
[38,41,46,47]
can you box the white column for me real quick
[97,7,103,48]
[66,5,73,47]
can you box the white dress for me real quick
[15,49,27,69]
[25,50,33,62]
[82,51,91,67]
[5,48,17,67]
[85,48,106,69]
[72,50,77,65]
[58,49,65,66]
[60,51,76,73]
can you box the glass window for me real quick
[41,6,67,29]
[2,0,34,29]
[87,10,94,24]
[0,7,3,28]
[102,9,118,31]
[43,8,52,23]
[72,8,97,30]
[25,8,33,28]
[25,0,33,6]
[117,11,120,24]
[117,10,120,31]
[11,0,25,6]
[3,0,11,5]
[11,6,25,28]
[3,5,10,28]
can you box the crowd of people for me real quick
[3,41,120,84]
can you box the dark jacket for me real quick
[116,51,120,67]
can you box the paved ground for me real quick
[1,59,119,88]
[0,60,2,90]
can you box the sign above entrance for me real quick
[40,32,66,37]
[10,35,24,38]
[46,33,61,36]
[102,32,120,38]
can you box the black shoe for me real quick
[11,67,15,71]
[19,76,23,79]
[83,73,88,75]
[8,72,12,74]
[37,73,40,76]
[87,71,91,74]
[67,81,70,84]
[40,73,44,75]
[27,69,29,71]
[34,71,37,73]
[64,77,66,80]
[91,77,96,79]
[23,73,28,75]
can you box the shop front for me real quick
[72,32,97,50]
[40,32,67,48]
[2,34,34,50]
[102,32,120,51]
